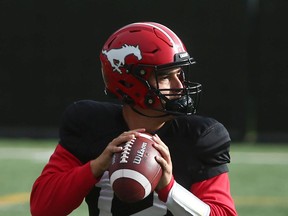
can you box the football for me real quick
[109,132,162,203]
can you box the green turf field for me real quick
[0,139,288,216]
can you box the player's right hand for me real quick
[90,128,146,178]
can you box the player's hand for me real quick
[90,128,146,178]
[152,134,173,191]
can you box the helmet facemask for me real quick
[131,57,202,116]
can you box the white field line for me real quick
[231,152,288,165]
[1,146,288,165]
[0,147,54,162]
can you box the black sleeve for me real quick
[160,116,231,187]
[59,100,126,164]
[59,101,90,163]
[191,118,231,182]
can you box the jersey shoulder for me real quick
[172,115,231,147]
[60,100,122,137]
[59,100,124,163]
[63,100,122,121]
[168,115,231,183]
[186,115,231,152]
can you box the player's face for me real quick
[149,67,184,100]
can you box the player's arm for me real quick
[157,173,237,216]
[153,120,237,216]
[30,130,144,216]
[191,172,237,216]
[30,144,99,216]
[153,134,210,216]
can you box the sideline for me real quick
[1,147,288,164]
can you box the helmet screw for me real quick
[140,69,146,76]
[147,98,153,104]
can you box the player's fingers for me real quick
[155,155,172,186]
[152,134,169,150]
[108,129,146,152]
[152,135,171,163]
[108,144,123,153]
[155,155,168,168]
[110,132,134,146]
[119,128,146,140]
[122,128,146,135]
[130,128,146,133]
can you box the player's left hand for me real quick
[152,134,173,191]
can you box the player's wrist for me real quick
[156,175,175,202]
[90,159,106,179]
[166,181,210,216]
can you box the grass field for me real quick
[0,139,288,216]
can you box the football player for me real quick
[30,22,237,216]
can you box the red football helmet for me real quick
[100,22,201,116]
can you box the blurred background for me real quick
[0,0,288,215]
[1,0,287,142]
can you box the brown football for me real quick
[109,132,162,203]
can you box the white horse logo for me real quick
[102,44,142,73]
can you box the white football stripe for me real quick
[138,133,153,141]
[110,169,152,198]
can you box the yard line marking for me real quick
[0,192,30,207]
[234,196,288,206]
[231,152,288,165]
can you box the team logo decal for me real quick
[102,44,142,74]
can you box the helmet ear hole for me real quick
[119,80,133,88]
[117,80,135,104]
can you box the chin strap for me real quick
[166,181,210,216]
[130,105,170,118]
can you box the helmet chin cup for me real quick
[165,95,195,115]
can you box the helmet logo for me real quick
[102,44,142,74]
